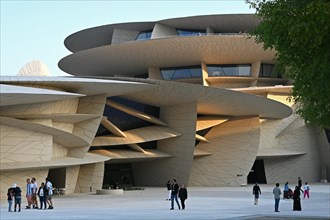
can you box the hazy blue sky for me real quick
[1,0,254,76]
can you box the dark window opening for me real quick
[97,97,160,134]
[195,127,213,146]
[47,168,66,189]
[247,159,267,184]
[103,163,135,189]
[136,30,152,41]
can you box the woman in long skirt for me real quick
[293,186,302,211]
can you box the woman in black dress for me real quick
[293,186,302,211]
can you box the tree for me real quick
[246,0,330,128]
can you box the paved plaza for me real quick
[1,184,329,220]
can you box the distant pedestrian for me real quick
[7,187,14,212]
[298,177,302,189]
[12,184,22,212]
[303,182,310,199]
[170,179,180,210]
[252,183,261,205]
[38,182,47,209]
[31,177,38,209]
[178,184,188,210]
[26,178,32,209]
[273,183,281,212]
[293,186,302,211]
[283,182,289,199]
[45,178,54,209]
[166,180,171,200]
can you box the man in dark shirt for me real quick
[12,184,22,212]
[170,179,181,210]
[252,183,261,205]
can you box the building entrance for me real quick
[248,159,267,184]
[103,163,134,189]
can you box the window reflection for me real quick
[176,29,206,36]
[161,66,202,80]
[259,64,275,77]
[136,30,153,41]
[207,64,251,77]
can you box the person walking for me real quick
[178,184,188,210]
[293,186,302,211]
[303,182,310,199]
[12,184,22,212]
[170,179,180,210]
[7,187,14,212]
[273,183,281,212]
[283,182,289,199]
[166,180,171,200]
[252,183,261,205]
[45,178,54,209]
[298,177,302,189]
[38,182,47,209]
[31,177,39,209]
[25,178,32,209]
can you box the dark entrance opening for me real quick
[103,163,134,189]
[248,159,267,184]
[47,168,66,188]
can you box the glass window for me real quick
[206,64,251,77]
[259,64,275,77]
[160,66,202,80]
[176,29,206,36]
[136,30,153,41]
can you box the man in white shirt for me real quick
[45,178,54,209]
[25,178,32,209]
[31,177,38,209]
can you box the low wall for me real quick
[96,189,124,195]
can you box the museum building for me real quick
[1,14,329,197]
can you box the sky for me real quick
[1,0,255,76]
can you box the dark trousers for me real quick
[275,198,280,212]
[180,198,186,209]
[171,194,180,209]
[39,196,47,209]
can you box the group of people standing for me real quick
[7,177,54,212]
[166,179,188,210]
[252,177,310,213]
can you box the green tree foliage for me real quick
[246,0,330,128]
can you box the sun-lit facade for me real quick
[1,14,329,198]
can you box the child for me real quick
[303,182,310,199]
[7,187,13,212]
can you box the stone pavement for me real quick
[1,183,329,220]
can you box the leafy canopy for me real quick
[246,0,330,128]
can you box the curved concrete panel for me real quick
[59,36,275,77]
[92,125,181,146]
[190,117,260,186]
[117,78,292,119]
[196,116,229,131]
[0,76,154,97]
[91,149,172,163]
[0,116,90,148]
[64,14,258,52]
[1,113,101,123]
[0,153,109,171]
[0,84,84,106]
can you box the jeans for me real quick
[275,198,280,212]
[171,194,180,209]
[39,196,47,209]
[8,200,12,211]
